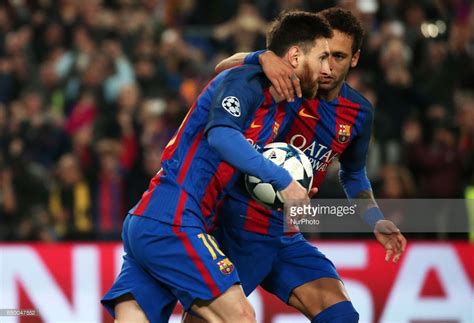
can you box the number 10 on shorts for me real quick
[198,233,225,260]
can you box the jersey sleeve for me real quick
[207,127,292,190]
[205,73,263,133]
[338,107,373,198]
[244,50,267,66]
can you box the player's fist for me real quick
[279,180,310,207]
[308,187,318,198]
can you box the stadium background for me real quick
[0,0,472,322]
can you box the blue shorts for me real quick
[102,215,240,321]
[213,226,340,303]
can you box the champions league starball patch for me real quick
[222,96,241,117]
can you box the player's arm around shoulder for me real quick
[215,52,250,73]
[215,50,301,102]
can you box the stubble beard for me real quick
[300,61,319,99]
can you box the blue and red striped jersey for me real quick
[129,65,289,229]
[217,82,374,235]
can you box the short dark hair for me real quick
[319,8,365,54]
[267,11,332,56]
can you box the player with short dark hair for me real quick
[189,7,407,323]
[266,10,332,56]
[320,7,364,55]
[101,11,332,323]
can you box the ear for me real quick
[287,46,301,68]
[351,50,360,68]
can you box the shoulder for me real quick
[340,83,374,115]
[216,65,269,92]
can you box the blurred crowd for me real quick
[0,0,473,241]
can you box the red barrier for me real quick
[0,241,472,323]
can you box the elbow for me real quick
[207,128,219,149]
[207,127,229,152]
[215,63,224,74]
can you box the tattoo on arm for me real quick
[356,190,378,211]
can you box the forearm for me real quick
[214,50,300,101]
[215,52,249,73]
[339,168,383,227]
[355,189,377,209]
[207,126,292,190]
[354,190,383,226]
[339,167,372,199]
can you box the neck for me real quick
[269,86,285,103]
[318,81,344,101]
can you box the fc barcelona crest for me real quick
[272,121,280,138]
[337,124,351,143]
[217,258,234,275]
